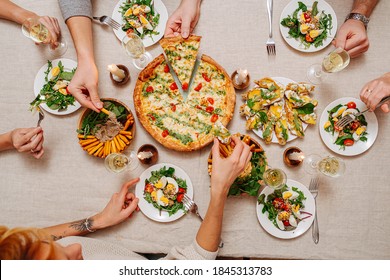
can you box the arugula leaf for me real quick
[296,103,315,115]
[312,1,319,16]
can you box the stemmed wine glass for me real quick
[263,168,287,190]
[121,33,152,70]
[304,154,345,178]
[22,17,68,57]
[104,151,139,173]
[307,47,350,84]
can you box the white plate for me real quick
[33,58,81,115]
[256,179,315,239]
[319,97,378,156]
[112,0,168,47]
[251,77,308,144]
[135,163,194,223]
[279,0,337,52]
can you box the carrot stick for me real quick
[83,141,100,150]
[113,136,121,151]
[116,135,126,150]
[79,138,98,146]
[118,134,130,145]
[101,108,111,115]
[119,130,132,136]
[111,140,117,153]
[78,134,95,139]
[92,144,103,156]
[123,118,133,131]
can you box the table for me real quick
[1,0,389,259]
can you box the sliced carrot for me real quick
[118,134,130,145]
[79,138,98,146]
[78,134,95,139]
[119,130,132,136]
[101,108,111,115]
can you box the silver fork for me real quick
[93,16,121,30]
[309,176,319,244]
[266,0,276,55]
[182,194,224,248]
[37,106,45,127]
[335,96,390,128]
[182,194,203,222]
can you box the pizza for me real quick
[134,44,235,152]
[159,35,201,90]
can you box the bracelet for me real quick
[84,217,96,233]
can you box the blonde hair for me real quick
[0,226,57,260]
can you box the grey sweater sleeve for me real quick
[58,0,93,22]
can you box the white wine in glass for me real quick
[263,168,287,190]
[304,154,345,178]
[121,34,152,70]
[307,47,350,84]
[22,18,67,57]
[104,151,139,173]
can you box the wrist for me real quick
[13,9,37,25]
[0,131,14,151]
[89,213,106,231]
[345,13,370,29]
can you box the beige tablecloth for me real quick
[1,0,389,259]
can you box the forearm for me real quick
[196,197,225,252]
[43,213,106,241]
[0,131,13,151]
[0,0,37,24]
[351,0,378,17]
[66,16,95,63]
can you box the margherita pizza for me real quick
[134,38,235,152]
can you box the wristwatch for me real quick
[345,13,370,28]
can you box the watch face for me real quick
[348,13,369,25]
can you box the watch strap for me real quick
[345,13,370,28]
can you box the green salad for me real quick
[258,184,310,231]
[144,166,188,216]
[281,1,333,48]
[30,60,76,111]
[120,0,160,39]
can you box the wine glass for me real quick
[104,151,139,173]
[263,168,287,190]
[304,154,345,178]
[307,47,350,84]
[121,34,152,70]
[22,17,68,57]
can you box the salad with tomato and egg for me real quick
[324,101,368,150]
[281,1,333,48]
[120,0,160,39]
[144,166,187,216]
[258,184,311,231]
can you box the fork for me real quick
[335,96,390,128]
[93,16,121,30]
[309,176,319,244]
[37,106,45,127]
[266,0,276,55]
[182,194,224,248]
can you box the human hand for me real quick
[38,16,61,50]
[210,136,252,199]
[11,127,44,159]
[94,178,140,229]
[360,72,390,113]
[332,19,369,58]
[66,58,103,112]
[164,0,201,38]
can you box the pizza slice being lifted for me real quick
[159,35,201,91]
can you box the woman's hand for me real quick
[360,72,390,113]
[38,16,61,50]
[94,178,140,229]
[10,127,45,159]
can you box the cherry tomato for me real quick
[305,34,314,42]
[178,187,186,194]
[347,102,357,109]
[211,114,219,123]
[144,183,154,193]
[162,130,169,137]
[272,198,285,209]
[195,105,202,110]
[177,193,184,203]
[282,220,291,226]
[194,83,202,91]
[207,97,214,105]
[164,64,170,73]
[202,73,211,82]
[182,82,189,90]
[303,12,310,19]
[170,82,178,90]
[344,139,354,146]
[146,86,154,93]
[176,56,181,60]
[350,121,360,130]
[170,103,176,112]
[147,113,156,121]
[206,106,214,113]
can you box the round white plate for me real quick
[135,163,194,223]
[256,179,315,239]
[319,97,378,156]
[251,77,308,144]
[112,0,168,47]
[33,58,81,115]
[279,0,337,52]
